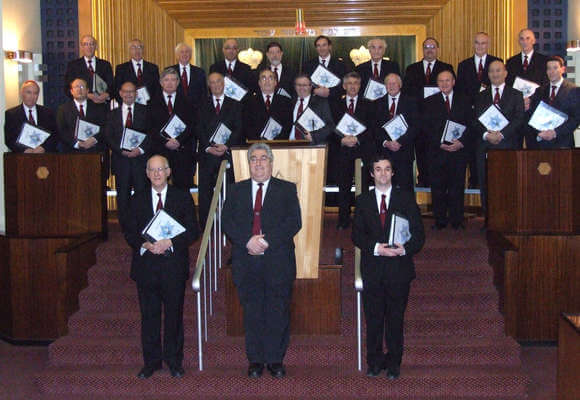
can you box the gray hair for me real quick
[247,142,274,163]
[159,67,179,82]
[367,38,387,49]
[174,42,192,54]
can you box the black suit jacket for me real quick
[302,56,348,99]
[402,60,455,103]
[4,104,58,152]
[293,95,335,144]
[169,63,208,108]
[104,103,152,175]
[330,95,376,161]
[196,96,243,156]
[374,94,419,161]
[124,185,199,285]
[456,54,503,106]
[113,60,160,103]
[355,59,401,94]
[528,80,579,148]
[506,51,549,87]
[352,187,425,283]
[422,91,473,155]
[473,86,525,150]
[56,99,108,153]
[243,91,292,141]
[222,177,302,287]
[149,92,195,154]
[210,60,255,94]
[64,57,114,99]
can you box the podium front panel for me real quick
[232,146,326,279]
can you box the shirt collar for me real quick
[319,55,331,65]
[375,185,392,201]
[522,50,534,60]
[474,54,487,64]
[551,77,564,88]
[74,99,87,109]
[163,91,175,99]
[346,95,358,103]
[22,104,37,113]
[491,82,506,91]
[298,94,311,104]
[152,184,168,198]
[122,102,135,111]
[213,94,225,103]
[132,59,142,67]
[226,59,237,68]
[84,56,96,65]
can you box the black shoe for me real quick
[451,222,465,230]
[267,363,286,378]
[247,363,264,378]
[137,364,162,379]
[431,223,446,230]
[169,365,185,378]
[386,367,400,380]
[366,365,383,377]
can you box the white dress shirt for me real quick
[131,59,143,78]
[163,91,175,107]
[22,104,37,124]
[441,91,454,107]
[371,60,381,76]
[549,77,564,97]
[271,64,282,81]
[179,63,190,84]
[483,83,506,139]
[73,99,90,148]
[319,56,331,66]
[521,50,534,64]
[346,95,358,111]
[140,184,170,255]
[474,54,487,73]
[290,95,311,140]
[251,178,270,206]
[225,59,237,71]
[373,185,392,255]
[423,59,437,75]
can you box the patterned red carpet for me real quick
[37,215,528,399]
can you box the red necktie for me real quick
[445,95,451,114]
[265,95,271,112]
[28,109,36,125]
[477,58,484,82]
[523,55,529,73]
[373,63,379,79]
[136,63,143,86]
[79,104,85,118]
[425,62,432,84]
[321,59,326,67]
[156,192,163,212]
[87,60,94,77]
[273,66,279,80]
[550,85,557,104]
[380,194,387,228]
[126,106,133,128]
[167,95,173,114]
[227,63,233,76]
[389,97,396,119]
[348,98,354,115]
[494,88,501,104]
[215,98,221,115]
[295,98,305,139]
[181,67,188,97]
[252,183,263,235]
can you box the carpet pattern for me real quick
[36,216,529,399]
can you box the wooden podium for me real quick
[223,144,342,335]
[486,149,580,341]
[0,154,105,342]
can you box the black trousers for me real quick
[476,145,489,216]
[415,134,429,186]
[430,151,467,226]
[235,257,293,364]
[161,148,194,191]
[391,157,414,193]
[198,154,233,230]
[114,158,147,228]
[136,266,186,369]
[337,149,370,226]
[362,271,411,370]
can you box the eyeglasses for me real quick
[130,45,143,50]
[147,167,169,173]
[423,44,437,49]
[259,76,276,81]
[72,85,86,89]
[81,42,96,47]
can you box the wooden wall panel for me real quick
[90,0,185,71]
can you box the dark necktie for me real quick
[252,183,263,235]
[348,98,354,115]
[136,63,143,86]
[389,98,396,119]
[126,106,133,128]
[87,59,94,77]
[295,98,305,139]
[445,95,451,114]
[273,66,279,80]
[181,67,188,97]
[227,63,233,76]
[167,95,173,114]
[380,194,387,228]
[373,63,379,79]
[494,88,501,104]
[265,95,271,112]
[549,85,557,104]
[523,55,529,73]
[28,109,36,125]
[215,98,221,115]
[477,58,484,82]
[425,62,432,84]
[79,104,85,118]
[321,59,326,67]
[156,192,163,212]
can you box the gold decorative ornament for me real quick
[349,46,371,66]
[537,162,552,176]
[36,166,49,180]
[238,48,263,70]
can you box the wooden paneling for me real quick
[90,0,185,71]
[225,265,342,336]
[558,314,580,400]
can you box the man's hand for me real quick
[122,148,141,158]
[313,86,330,98]
[24,146,45,154]
[165,138,180,150]
[524,97,531,111]
[145,239,172,255]
[377,243,405,257]
[441,139,464,152]
[485,131,503,145]
[538,129,556,141]
[207,144,227,156]
[383,140,402,152]
[341,136,358,147]
[246,234,268,255]
[303,130,313,142]
[78,136,97,149]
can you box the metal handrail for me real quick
[191,159,229,371]
[353,158,364,371]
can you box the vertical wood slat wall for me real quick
[427,0,528,67]
[91,0,184,70]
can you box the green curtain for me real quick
[195,36,415,76]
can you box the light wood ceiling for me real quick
[155,0,450,28]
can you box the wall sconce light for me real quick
[5,50,33,63]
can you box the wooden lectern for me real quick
[486,149,580,341]
[0,154,105,342]
[223,143,342,335]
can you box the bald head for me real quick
[518,29,536,54]
[223,39,239,62]
[474,32,490,57]
[21,81,40,108]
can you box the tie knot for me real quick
[128,106,132,111]
[495,87,499,92]
[167,94,172,100]
[258,182,263,188]
[266,95,270,100]
[350,98,354,104]
[216,98,220,104]
[157,192,161,198]
[300,98,304,103]
[552,85,557,90]
[137,63,140,67]
[382,194,386,200]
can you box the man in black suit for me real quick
[456,32,503,188]
[330,72,375,229]
[290,74,335,144]
[423,70,473,230]
[402,37,454,187]
[375,73,419,192]
[195,72,242,229]
[149,67,196,191]
[352,155,425,379]
[302,35,348,100]
[473,60,525,219]
[104,82,152,226]
[209,38,254,93]
[124,154,198,379]
[64,35,114,104]
[113,38,160,105]
[56,78,108,154]
[169,42,207,109]
[506,28,549,88]
[243,69,292,141]
[354,38,400,92]
[258,41,296,98]
[526,56,578,149]
[222,143,302,379]
[4,80,58,153]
